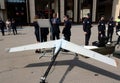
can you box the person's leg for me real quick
[13,28,15,35]
[98,33,101,41]
[107,30,110,42]
[85,33,90,45]
[64,35,70,41]
[1,28,5,36]
[117,36,120,44]
[15,27,17,34]
[56,33,60,39]
[110,31,113,42]
[43,35,47,42]
[52,33,55,40]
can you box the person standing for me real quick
[98,16,106,41]
[116,16,120,45]
[6,19,11,35]
[62,15,72,41]
[0,18,5,36]
[83,13,92,45]
[40,27,49,42]
[11,18,17,35]
[51,13,61,40]
[33,15,41,53]
[107,17,115,43]
[40,16,49,42]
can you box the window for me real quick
[7,0,25,3]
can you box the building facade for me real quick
[0,0,120,25]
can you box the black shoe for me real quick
[35,50,41,53]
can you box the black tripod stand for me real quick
[40,48,61,83]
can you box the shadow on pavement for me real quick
[25,55,120,82]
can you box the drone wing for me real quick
[9,41,55,52]
[61,40,117,67]
[83,46,98,49]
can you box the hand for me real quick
[84,32,87,34]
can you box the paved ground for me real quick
[0,25,120,83]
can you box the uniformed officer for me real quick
[0,18,5,36]
[83,13,92,45]
[62,15,72,41]
[116,16,120,45]
[107,17,115,43]
[98,16,106,42]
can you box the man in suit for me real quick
[51,13,61,40]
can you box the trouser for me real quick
[41,35,47,42]
[7,27,11,34]
[13,28,17,35]
[98,31,105,41]
[85,31,91,45]
[1,28,5,36]
[117,36,120,44]
[64,34,70,41]
[107,30,113,42]
[52,33,60,40]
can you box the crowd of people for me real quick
[1,13,120,52]
[0,18,17,36]
[33,13,72,53]
[33,13,120,49]
[83,13,120,47]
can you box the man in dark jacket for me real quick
[11,18,17,35]
[51,13,61,40]
[0,18,5,36]
[83,13,92,45]
[62,15,72,41]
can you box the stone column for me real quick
[29,0,35,23]
[60,0,64,22]
[0,0,6,21]
[54,0,59,17]
[54,0,58,13]
[112,0,120,20]
[92,0,97,22]
[74,0,78,22]
[0,0,5,9]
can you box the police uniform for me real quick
[98,20,106,41]
[116,18,120,44]
[107,20,115,42]
[83,17,92,45]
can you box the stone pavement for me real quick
[0,25,120,83]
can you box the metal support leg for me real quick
[40,49,60,83]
